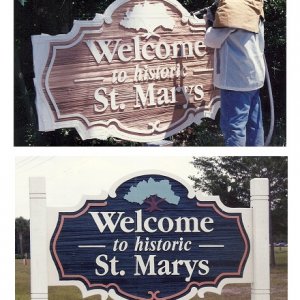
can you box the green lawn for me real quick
[16,247,287,300]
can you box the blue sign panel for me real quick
[50,174,250,299]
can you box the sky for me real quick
[15,155,199,219]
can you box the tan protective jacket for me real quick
[213,0,264,33]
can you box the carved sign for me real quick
[32,0,220,142]
[50,173,250,299]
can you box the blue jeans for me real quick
[220,89,264,146]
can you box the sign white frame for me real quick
[32,0,220,142]
[29,172,270,300]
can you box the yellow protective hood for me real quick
[213,0,264,33]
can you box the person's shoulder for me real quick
[204,27,235,48]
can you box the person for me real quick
[204,0,265,146]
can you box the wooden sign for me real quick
[32,0,220,142]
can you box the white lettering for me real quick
[157,87,170,106]
[134,255,157,276]
[158,217,173,233]
[175,217,201,233]
[183,260,199,282]
[134,236,192,252]
[155,42,170,60]
[85,36,206,64]
[95,254,109,276]
[194,84,205,101]
[144,216,157,233]
[89,210,214,234]
[118,44,133,62]
[142,42,155,61]
[95,255,123,276]
[94,87,124,113]
[134,255,210,280]
[198,260,210,275]
[94,87,108,113]
[133,84,156,108]
[120,217,135,233]
[85,39,121,64]
[133,65,187,83]
[88,211,125,233]
[200,217,214,233]
[194,41,206,58]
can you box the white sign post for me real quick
[29,175,270,300]
[29,177,48,300]
[251,178,270,300]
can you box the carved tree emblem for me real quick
[120,0,175,39]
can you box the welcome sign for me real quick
[41,173,254,300]
[32,0,220,142]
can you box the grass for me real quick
[16,247,287,299]
[15,259,30,300]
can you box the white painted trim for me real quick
[47,105,220,142]
[250,178,270,300]
[29,177,48,300]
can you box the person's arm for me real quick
[204,27,235,49]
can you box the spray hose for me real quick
[264,55,275,146]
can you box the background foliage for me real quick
[14,0,286,146]
[15,217,30,258]
[190,156,288,265]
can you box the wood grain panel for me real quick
[36,0,220,141]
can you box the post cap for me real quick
[29,177,46,194]
[250,178,269,197]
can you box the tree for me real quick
[190,156,287,265]
[15,217,30,257]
